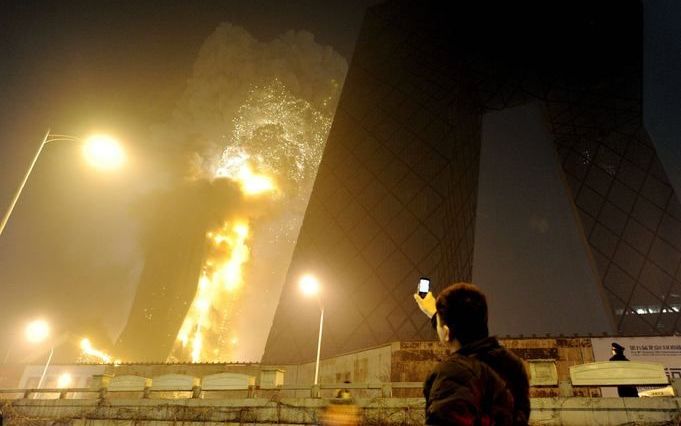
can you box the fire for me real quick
[170,153,279,362]
[172,219,253,362]
[80,338,120,364]
[237,164,276,195]
[215,160,277,196]
[169,79,333,362]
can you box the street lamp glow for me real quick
[299,274,320,296]
[298,274,324,386]
[0,130,128,238]
[82,134,125,170]
[25,320,49,343]
[57,372,72,388]
[25,319,54,389]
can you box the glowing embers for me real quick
[223,79,331,189]
[170,79,332,363]
[236,164,276,195]
[174,220,251,362]
[80,338,120,364]
[215,152,277,196]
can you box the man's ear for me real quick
[442,324,451,342]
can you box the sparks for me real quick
[170,79,334,363]
[221,79,330,190]
[237,164,276,195]
[216,155,277,196]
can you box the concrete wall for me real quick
[3,397,681,425]
[4,337,621,400]
[392,338,599,397]
[501,337,598,397]
[101,363,261,384]
[297,344,394,385]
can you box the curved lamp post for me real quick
[299,274,324,385]
[0,130,124,237]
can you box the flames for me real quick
[169,79,332,363]
[177,221,250,362]
[171,163,276,362]
[236,164,276,195]
[80,338,120,364]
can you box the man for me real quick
[415,282,530,425]
[609,342,638,397]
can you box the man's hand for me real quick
[413,292,437,319]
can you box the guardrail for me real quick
[3,361,673,401]
[0,382,425,400]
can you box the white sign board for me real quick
[591,337,681,396]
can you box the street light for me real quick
[25,319,53,389]
[81,134,125,170]
[56,372,72,389]
[25,319,49,343]
[299,274,324,386]
[0,130,125,237]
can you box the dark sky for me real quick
[474,103,613,335]
[0,0,375,362]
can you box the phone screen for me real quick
[418,278,430,294]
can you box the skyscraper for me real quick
[263,0,681,364]
[115,181,237,361]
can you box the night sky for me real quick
[0,0,375,363]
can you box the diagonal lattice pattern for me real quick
[461,0,681,334]
[264,0,681,364]
[549,93,681,334]
[263,2,481,364]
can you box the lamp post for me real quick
[299,274,324,385]
[25,319,53,389]
[0,130,124,237]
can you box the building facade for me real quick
[263,1,681,363]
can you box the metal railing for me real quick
[0,382,425,400]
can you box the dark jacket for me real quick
[430,317,530,424]
[609,352,639,397]
[459,337,530,425]
[424,352,514,425]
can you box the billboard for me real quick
[591,336,681,396]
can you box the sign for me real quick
[591,336,681,396]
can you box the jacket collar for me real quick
[456,336,501,356]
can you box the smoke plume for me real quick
[115,23,347,362]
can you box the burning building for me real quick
[115,25,347,362]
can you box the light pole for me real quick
[0,130,125,237]
[299,274,324,385]
[25,319,53,389]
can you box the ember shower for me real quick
[169,80,332,362]
[115,24,347,362]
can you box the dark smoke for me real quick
[114,23,346,362]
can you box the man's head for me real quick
[435,282,489,346]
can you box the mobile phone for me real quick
[418,277,430,298]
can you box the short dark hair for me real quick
[436,282,489,345]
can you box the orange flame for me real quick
[173,220,251,362]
